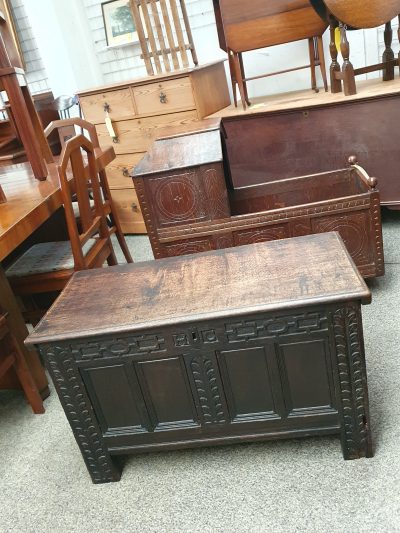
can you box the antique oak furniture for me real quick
[209,79,400,209]
[213,0,329,109]
[0,306,44,413]
[132,127,384,278]
[27,233,373,483]
[6,135,118,318]
[44,117,133,264]
[77,61,230,233]
[129,0,198,75]
[310,0,400,95]
[0,142,114,397]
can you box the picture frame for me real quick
[101,0,139,47]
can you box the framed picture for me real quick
[102,0,139,47]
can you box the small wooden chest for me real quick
[27,233,373,483]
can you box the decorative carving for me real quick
[226,312,328,343]
[40,344,121,483]
[190,356,226,425]
[312,212,369,264]
[71,334,166,362]
[371,195,385,276]
[134,177,163,259]
[203,167,230,219]
[165,239,213,257]
[214,234,234,249]
[333,306,371,459]
[152,172,206,225]
[173,328,218,347]
[234,225,288,246]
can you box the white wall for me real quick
[12,0,394,101]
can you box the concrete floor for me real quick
[1,209,400,532]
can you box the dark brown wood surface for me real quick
[221,92,400,207]
[27,232,370,346]
[134,129,223,177]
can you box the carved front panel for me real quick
[164,238,214,257]
[233,224,289,246]
[311,211,372,266]
[147,170,208,227]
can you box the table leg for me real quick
[0,266,49,398]
[333,304,373,460]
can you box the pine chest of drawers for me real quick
[27,233,373,483]
[77,62,230,233]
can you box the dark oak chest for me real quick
[27,233,373,483]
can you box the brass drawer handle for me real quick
[103,102,110,112]
[112,136,119,143]
[159,91,167,104]
[131,202,139,212]
[122,167,129,177]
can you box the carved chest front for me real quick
[27,233,373,483]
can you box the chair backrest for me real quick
[45,117,99,151]
[129,0,198,75]
[58,134,111,270]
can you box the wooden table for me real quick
[0,147,114,395]
[27,232,373,483]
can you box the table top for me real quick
[0,147,114,262]
[27,232,370,346]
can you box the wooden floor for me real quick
[209,77,400,118]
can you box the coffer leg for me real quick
[238,53,251,106]
[43,346,122,483]
[333,305,373,460]
[309,37,318,92]
[230,50,248,110]
[228,51,238,107]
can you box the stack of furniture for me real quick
[27,232,373,483]
[213,0,329,109]
[132,125,384,278]
[77,61,230,233]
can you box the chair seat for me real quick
[6,239,96,278]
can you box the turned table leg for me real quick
[333,305,373,460]
[329,19,342,93]
[382,20,395,81]
[339,22,356,96]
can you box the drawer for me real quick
[132,77,195,116]
[96,110,198,154]
[105,153,145,189]
[111,188,146,234]
[79,88,135,124]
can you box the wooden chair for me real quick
[0,307,44,413]
[6,135,118,304]
[129,0,198,75]
[44,118,133,264]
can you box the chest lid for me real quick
[26,232,370,346]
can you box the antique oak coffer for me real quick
[132,127,384,279]
[27,233,373,483]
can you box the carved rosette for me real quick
[190,356,226,425]
[333,306,372,459]
[40,344,121,483]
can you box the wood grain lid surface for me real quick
[27,232,370,345]
[132,129,222,177]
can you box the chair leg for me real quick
[115,228,134,263]
[308,38,318,92]
[317,36,329,92]
[329,18,342,93]
[382,20,395,81]
[106,246,119,266]
[11,336,44,414]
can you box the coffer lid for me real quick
[132,128,223,178]
[26,232,371,346]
